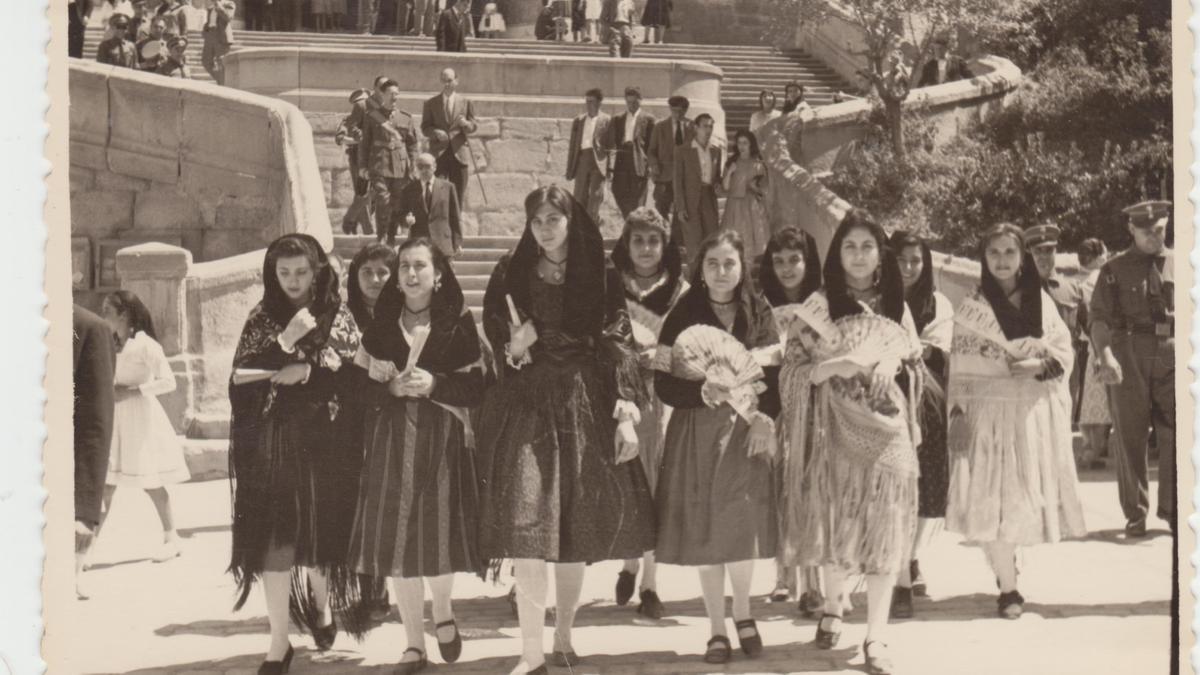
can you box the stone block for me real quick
[466,173,535,212]
[94,171,152,193]
[502,118,561,141]
[70,166,95,193]
[478,211,527,236]
[213,202,277,231]
[474,117,501,138]
[331,170,356,209]
[134,191,204,232]
[202,228,268,261]
[484,139,551,174]
[69,141,108,171]
[71,190,134,236]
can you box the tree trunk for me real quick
[885,97,905,159]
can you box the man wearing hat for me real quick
[136,16,168,72]
[361,79,419,246]
[918,36,970,87]
[1090,200,1175,538]
[157,36,191,78]
[608,86,657,218]
[336,88,376,236]
[1025,222,1086,415]
[97,15,139,69]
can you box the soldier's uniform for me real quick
[97,34,139,69]
[1025,223,1086,418]
[1089,200,1175,536]
[359,101,418,245]
[336,89,375,236]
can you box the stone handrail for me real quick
[68,59,332,272]
[223,47,725,126]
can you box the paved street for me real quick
[67,468,1171,675]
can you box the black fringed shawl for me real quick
[654,282,781,417]
[887,232,938,335]
[481,194,647,407]
[980,250,1045,340]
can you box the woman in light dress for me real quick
[97,290,191,563]
[945,223,1086,620]
[720,129,771,258]
[583,0,602,42]
[749,90,782,134]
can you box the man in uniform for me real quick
[1089,200,1175,538]
[359,79,419,246]
[97,14,139,69]
[336,88,376,236]
[1025,222,1086,416]
[157,36,192,79]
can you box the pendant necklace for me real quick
[538,252,567,283]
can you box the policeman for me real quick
[1025,222,1086,416]
[336,88,375,236]
[1089,200,1175,538]
[96,14,139,69]
[358,78,418,246]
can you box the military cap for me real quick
[168,36,189,49]
[349,88,370,103]
[1023,222,1061,249]
[110,13,131,28]
[1122,200,1171,228]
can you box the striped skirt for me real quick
[348,393,481,578]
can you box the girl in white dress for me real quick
[98,290,191,563]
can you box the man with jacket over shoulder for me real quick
[73,304,115,600]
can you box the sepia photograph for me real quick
[34,0,1189,672]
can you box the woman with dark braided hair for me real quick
[477,185,655,675]
[226,234,362,674]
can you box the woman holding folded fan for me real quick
[226,234,363,674]
[653,230,781,665]
[477,185,656,675]
[347,238,486,673]
[945,223,1085,620]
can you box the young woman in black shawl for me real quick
[780,211,923,675]
[756,227,825,616]
[347,238,485,673]
[226,233,362,673]
[885,231,954,619]
[608,205,688,619]
[477,185,655,675]
[653,230,782,665]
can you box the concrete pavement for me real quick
[65,468,1172,675]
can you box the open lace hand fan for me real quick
[818,314,920,370]
[671,324,764,387]
[628,302,665,350]
[771,304,808,337]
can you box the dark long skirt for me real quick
[349,391,481,578]
[477,356,656,564]
[917,357,949,518]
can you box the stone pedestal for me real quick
[115,243,193,357]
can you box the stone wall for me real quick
[310,112,653,236]
[69,59,332,305]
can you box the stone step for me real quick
[458,274,490,291]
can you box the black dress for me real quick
[476,258,657,564]
[641,0,671,28]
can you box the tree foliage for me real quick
[822,0,1171,256]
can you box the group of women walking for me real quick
[225,184,1085,675]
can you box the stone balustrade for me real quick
[69,59,332,305]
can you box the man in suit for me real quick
[336,88,376,235]
[566,88,614,224]
[673,113,722,262]
[436,0,472,52]
[73,304,115,600]
[201,0,237,85]
[601,0,635,58]
[607,86,656,217]
[402,152,463,257]
[918,37,970,87]
[647,95,691,231]
[361,79,419,245]
[421,68,478,210]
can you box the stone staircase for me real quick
[81,27,851,133]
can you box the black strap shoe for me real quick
[615,570,636,606]
[735,618,763,657]
[436,618,462,663]
[396,647,427,674]
[703,635,732,664]
[890,586,914,619]
[997,590,1025,619]
[313,619,337,652]
[637,588,665,620]
[815,613,842,649]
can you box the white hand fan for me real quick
[671,324,763,387]
[830,314,920,365]
[771,304,807,335]
[627,302,664,350]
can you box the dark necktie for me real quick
[425,182,432,212]
[674,122,683,146]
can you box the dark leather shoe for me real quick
[396,647,427,674]
[814,613,842,649]
[313,619,337,652]
[550,649,581,667]
[910,559,927,597]
[637,589,665,619]
[257,645,293,675]
[615,570,636,606]
[797,591,822,618]
[1126,520,1148,538]
[436,619,462,663]
[890,586,914,619]
[734,618,763,657]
